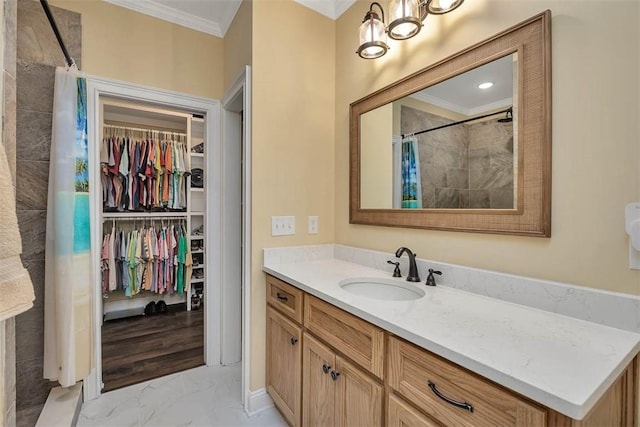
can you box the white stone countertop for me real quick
[263,257,640,420]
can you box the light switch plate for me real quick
[272,216,295,236]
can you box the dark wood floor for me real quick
[102,304,204,392]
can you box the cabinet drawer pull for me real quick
[290,337,298,345]
[427,380,474,413]
[322,364,331,374]
[331,371,340,381]
[276,292,288,302]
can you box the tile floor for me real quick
[77,364,287,427]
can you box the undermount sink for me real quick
[339,277,425,301]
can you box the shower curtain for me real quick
[43,66,92,387]
[401,137,422,208]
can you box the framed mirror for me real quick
[350,11,551,237]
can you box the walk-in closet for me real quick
[98,98,208,391]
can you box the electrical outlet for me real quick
[308,216,318,234]
[271,216,296,236]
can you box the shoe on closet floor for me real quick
[144,301,157,316]
[156,300,167,314]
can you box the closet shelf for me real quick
[190,188,205,192]
[192,250,204,254]
[103,212,187,220]
[190,235,204,240]
[190,153,204,158]
[191,278,205,284]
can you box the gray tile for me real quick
[490,187,515,209]
[6,400,16,427]
[469,167,513,190]
[435,188,460,208]
[16,403,43,427]
[469,147,490,169]
[22,259,45,308]
[16,110,51,161]
[16,358,55,410]
[15,305,43,364]
[16,160,49,210]
[459,189,470,208]
[469,190,490,208]
[447,168,468,189]
[17,210,46,260]
[16,62,55,113]
[491,140,515,168]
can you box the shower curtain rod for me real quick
[40,0,74,68]
[401,107,512,139]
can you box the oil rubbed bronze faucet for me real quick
[395,247,420,282]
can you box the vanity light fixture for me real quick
[356,2,389,59]
[478,82,494,89]
[357,0,465,59]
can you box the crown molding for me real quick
[102,0,224,37]
[294,0,356,19]
[411,91,513,117]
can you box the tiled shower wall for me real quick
[14,0,81,417]
[401,105,514,209]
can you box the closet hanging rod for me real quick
[102,214,187,222]
[103,124,187,137]
[400,107,512,139]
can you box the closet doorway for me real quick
[85,76,222,401]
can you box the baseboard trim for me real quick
[245,388,274,416]
[36,382,83,427]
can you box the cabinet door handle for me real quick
[276,292,288,302]
[330,371,340,381]
[427,380,473,413]
[290,337,298,345]
[322,364,331,374]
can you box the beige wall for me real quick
[361,103,393,208]
[250,0,335,390]
[49,0,224,99]
[336,0,640,297]
[224,0,252,91]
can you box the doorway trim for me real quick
[84,75,221,401]
[222,66,253,412]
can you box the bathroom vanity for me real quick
[263,246,639,426]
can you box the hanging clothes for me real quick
[102,221,190,298]
[100,128,189,213]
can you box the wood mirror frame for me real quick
[349,11,551,237]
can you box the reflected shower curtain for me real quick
[401,138,422,208]
[43,66,92,387]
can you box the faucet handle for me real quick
[387,260,402,277]
[426,268,442,286]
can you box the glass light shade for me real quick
[387,0,422,40]
[357,13,389,59]
[426,0,464,14]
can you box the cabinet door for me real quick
[334,355,383,427]
[388,393,442,427]
[302,333,336,427]
[266,307,302,426]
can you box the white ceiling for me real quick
[103,0,356,38]
[412,54,515,116]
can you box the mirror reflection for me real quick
[360,53,518,210]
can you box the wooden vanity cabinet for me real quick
[266,275,305,426]
[265,274,638,427]
[302,333,383,427]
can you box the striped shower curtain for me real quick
[43,65,93,387]
[401,138,422,208]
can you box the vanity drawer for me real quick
[266,275,304,324]
[304,295,384,379]
[388,336,547,427]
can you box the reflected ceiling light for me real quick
[387,0,422,40]
[356,2,389,59]
[357,0,465,59]
[478,82,494,89]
